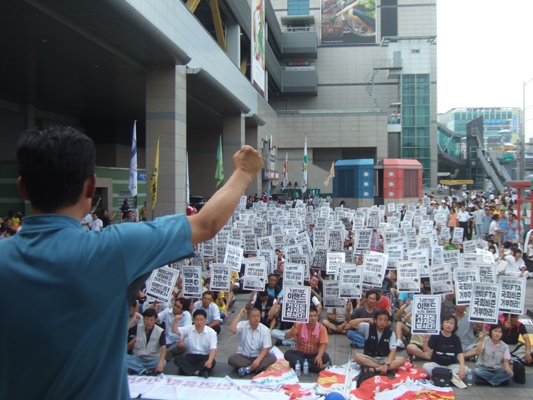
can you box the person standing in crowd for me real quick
[0,126,263,399]
[88,211,103,231]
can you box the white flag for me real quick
[301,136,308,193]
[282,152,289,188]
[128,120,138,197]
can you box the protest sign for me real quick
[387,202,396,213]
[190,251,204,267]
[201,239,215,258]
[311,246,328,271]
[469,282,501,324]
[353,216,365,229]
[367,210,380,228]
[362,253,388,287]
[283,263,306,287]
[328,228,344,252]
[441,249,461,271]
[385,243,404,269]
[326,252,345,275]
[431,245,444,266]
[227,238,242,249]
[313,230,328,248]
[354,229,372,250]
[258,236,274,250]
[403,210,415,223]
[339,264,363,298]
[224,245,244,272]
[282,286,311,323]
[462,254,483,269]
[462,240,477,254]
[478,263,496,284]
[288,254,310,280]
[285,244,303,257]
[454,268,479,305]
[243,233,257,254]
[182,266,203,298]
[412,295,441,335]
[407,248,430,277]
[257,249,276,274]
[210,263,232,292]
[452,227,464,244]
[145,266,180,304]
[499,276,526,315]
[397,260,420,292]
[243,258,267,291]
[434,213,447,227]
[323,280,345,307]
[429,263,453,295]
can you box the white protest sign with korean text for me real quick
[478,264,497,284]
[412,295,441,335]
[182,266,203,298]
[339,264,363,299]
[499,276,526,315]
[441,249,461,271]
[362,253,388,287]
[462,240,477,254]
[243,258,267,291]
[452,227,464,244]
[145,266,180,304]
[326,252,345,275]
[283,263,306,287]
[323,280,345,307]
[224,245,244,272]
[408,248,430,277]
[469,282,501,324]
[397,260,420,292]
[454,268,479,305]
[210,263,232,292]
[354,229,372,250]
[282,286,311,323]
[429,263,454,295]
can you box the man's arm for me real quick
[251,347,271,370]
[524,333,532,364]
[157,344,167,372]
[188,146,263,244]
[205,348,217,369]
[315,343,327,368]
[348,318,373,330]
[229,308,246,333]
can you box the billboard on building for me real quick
[251,0,265,94]
[321,0,377,45]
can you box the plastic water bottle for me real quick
[295,360,301,376]
[303,359,309,375]
[238,366,252,377]
[466,371,473,387]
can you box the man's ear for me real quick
[85,174,97,199]
[16,177,30,201]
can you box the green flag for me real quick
[215,135,224,188]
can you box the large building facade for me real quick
[0,0,437,216]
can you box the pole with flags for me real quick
[128,121,138,210]
[150,138,160,218]
[324,161,335,186]
[301,135,308,196]
[215,135,224,188]
[186,151,190,207]
[282,152,289,188]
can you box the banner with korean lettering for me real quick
[282,286,311,323]
[499,276,526,315]
[469,282,501,324]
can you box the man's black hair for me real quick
[176,297,190,311]
[193,309,208,319]
[142,308,158,318]
[16,126,96,213]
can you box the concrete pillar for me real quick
[145,65,187,219]
[226,22,241,68]
[222,114,245,188]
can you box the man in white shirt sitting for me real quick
[158,297,192,360]
[172,309,217,378]
[193,291,222,334]
[227,308,276,375]
[498,248,533,278]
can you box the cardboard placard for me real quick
[281,286,311,323]
[182,266,203,298]
[499,276,526,315]
[429,263,454,295]
[412,295,441,335]
[210,263,232,292]
[145,266,180,304]
[397,260,420,292]
[454,268,479,305]
[469,282,501,324]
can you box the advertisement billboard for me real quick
[251,0,265,94]
[321,0,376,45]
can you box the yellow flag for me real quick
[150,138,160,211]
[324,161,335,186]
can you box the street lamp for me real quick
[521,78,533,180]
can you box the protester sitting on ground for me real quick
[422,315,468,381]
[394,297,412,349]
[126,309,167,376]
[353,310,406,374]
[454,304,482,360]
[266,273,283,300]
[306,275,323,303]
[192,291,223,334]
[172,309,217,378]
[498,248,532,278]
[406,333,432,361]
[499,313,533,364]
[227,308,276,375]
[158,298,192,360]
[245,290,277,329]
[322,302,349,335]
[284,306,330,372]
[370,287,391,314]
[346,290,379,348]
[474,324,513,386]
[441,293,455,317]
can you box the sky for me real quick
[437,0,533,116]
